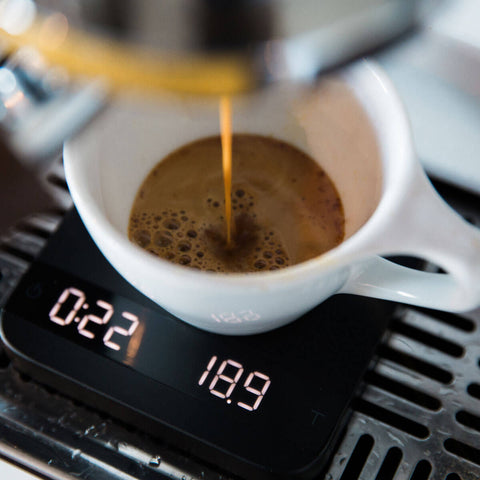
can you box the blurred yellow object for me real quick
[0,18,256,95]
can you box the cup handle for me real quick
[340,165,480,312]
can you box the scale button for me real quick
[311,409,326,426]
[25,282,43,299]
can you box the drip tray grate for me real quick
[327,305,480,480]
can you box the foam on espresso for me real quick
[128,134,344,273]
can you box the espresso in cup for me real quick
[128,134,344,273]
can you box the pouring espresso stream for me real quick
[127,96,345,273]
[220,96,234,247]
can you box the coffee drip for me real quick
[220,96,233,247]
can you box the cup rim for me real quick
[64,59,416,289]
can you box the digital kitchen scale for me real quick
[0,209,393,480]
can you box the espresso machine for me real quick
[0,0,423,160]
[2,1,480,479]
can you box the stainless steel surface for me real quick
[328,308,480,479]
[0,44,107,160]
[1,161,480,479]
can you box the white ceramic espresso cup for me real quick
[64,60,480,335]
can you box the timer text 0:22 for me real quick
[48,287,139,352]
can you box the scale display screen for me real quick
[0,209,392,479]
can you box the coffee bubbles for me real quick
[129,196,290,272]
[128,134,344,273]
